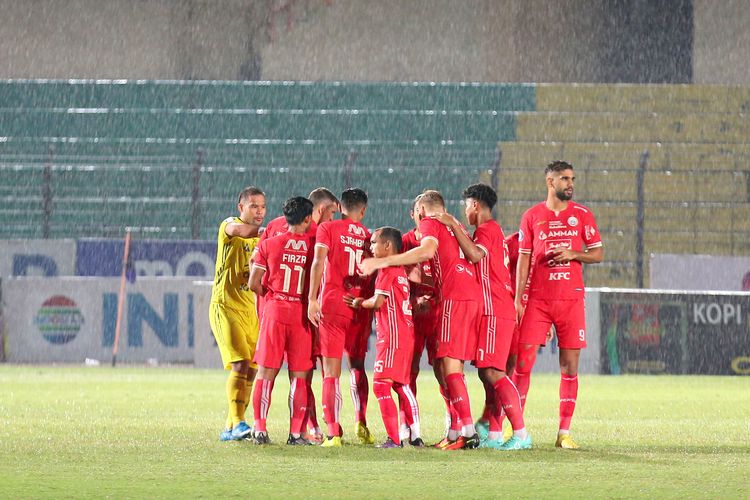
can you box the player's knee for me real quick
[515,344,538,375]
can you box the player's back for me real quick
[210,217,259,311]
[473,220,514,319]
[316,218,372,318]
[255,231,316,303]
[374,265,414,348]
[418,217,479,301]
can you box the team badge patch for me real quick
[568,216,578,227]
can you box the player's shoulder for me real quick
[570,201,594,215]
[505,231,519,243]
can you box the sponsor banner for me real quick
[4,277,212,363]
[650,253,750,291]
[0,240,76,277]
[598,289,750,375]
[76,239,216,279]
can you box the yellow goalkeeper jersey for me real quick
[210,217,259,312]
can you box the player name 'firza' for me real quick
[339,235,365,247]
[282,253,307,264]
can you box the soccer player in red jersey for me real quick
[434,184,530,450]
[248,197,317,445]
[256,187,339,443]
[307,188,375,447]
[259,187,339,242]
[515,161,604,449]
[361,190,482,450]
[344,227,422,448]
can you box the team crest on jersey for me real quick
[284,239,308,251]
[568,216,579,227]
[348,224,366,237]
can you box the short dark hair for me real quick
[376,226,402,253]
[283,196,314,225]
[462,183,497,210]
[238,186,265,203]
[419,190,445,209]
[545,160,573,175]
[340,188,368,211]
[308,187,339,207]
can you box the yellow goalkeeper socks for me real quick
[226,371,248,428]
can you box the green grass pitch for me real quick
[0,366,747,498]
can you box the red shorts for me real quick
[475,316,516,370]
[254,301,313,371]
[318,311,372,360]
[435,299,480,361]
[412,310,439,366]
[519,297,587,349]
[374,346,412,385]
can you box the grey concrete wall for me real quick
[0,0,747,84]
[693,0,750,84]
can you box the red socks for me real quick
[494,375,525,431]
[513,344,538,411]
[288,377,307,435]
[322,376,342,437]
[445,373,473,429]
[439,385,461,432]
[252,378,274,433]
[305,378,319,431]
[373,380,400,443]
[559,373,578,432]
[349,368,369,425]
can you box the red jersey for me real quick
[316,219,372,319]
[418,217,480,301]
[473,220,515,320]
[260,216,317,243]
[373,266,414,349]
[402,229,437,303]
[505,231,520,294]
[518,201,602,299]
[253,231,316,303]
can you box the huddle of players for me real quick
[209,160,604,450]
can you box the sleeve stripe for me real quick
[314,242,329,250]
[476,244,489,257]
[587,242,603,248]
[421,235,439,246]
[374,289,390,297]
[252,263,267,271]
[519,249,532,254]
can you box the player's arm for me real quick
[515,252,531,323]
[344,293,385,311]
[307,245,328,327]
[550,245,604,265]
[360,238,437,276]
[432,213,485,263]
[225,221,260,239]
[248,264,267,297]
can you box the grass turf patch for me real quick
[0,366,747,498]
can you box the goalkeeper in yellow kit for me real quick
[209,186,267,441]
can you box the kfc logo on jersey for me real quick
[284,239,308,252]
[568,216,579,227]
[347,224,366,237]
[548,272,571,280]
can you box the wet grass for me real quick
[0,366,747,498]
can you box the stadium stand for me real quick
[1,80,748,286]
